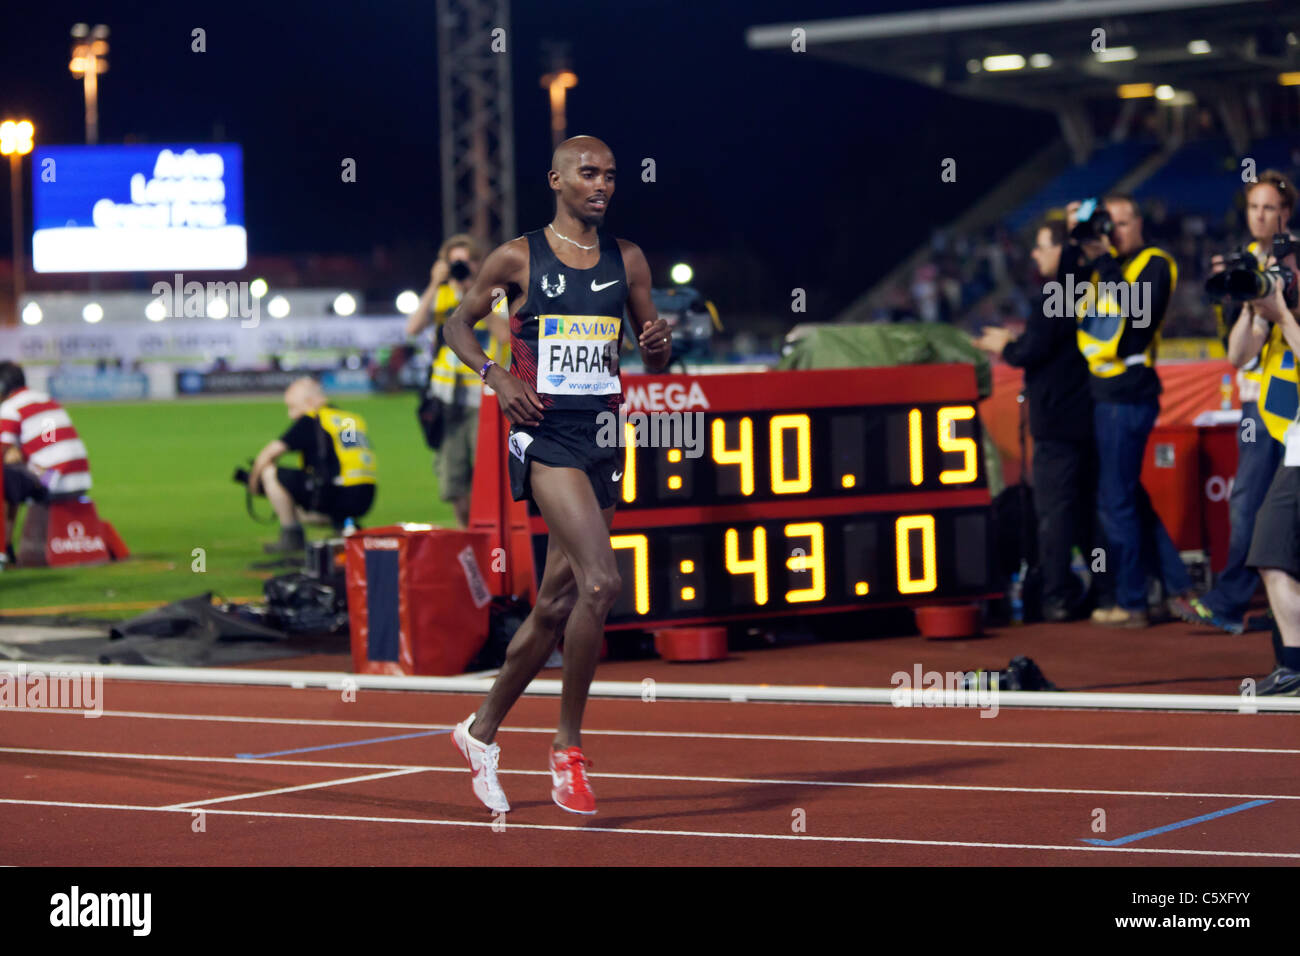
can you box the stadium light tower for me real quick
[69,23,109,144]
[436,0,517,247]
[1,120,34,328]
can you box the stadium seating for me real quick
[1135,135,1300,220]
[1005,140,1160,232]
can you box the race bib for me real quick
[536,315,620,395]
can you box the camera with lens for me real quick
[448,260,472,281]
[233,466,250,485]
[1070,198,1114,243]
[1205,233,1298,309]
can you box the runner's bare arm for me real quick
[619,239,671,373]
[443,238,544,426]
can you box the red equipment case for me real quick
[346,524,494,676]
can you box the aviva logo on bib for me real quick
[542,316,619,339]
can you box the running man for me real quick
[440,136,671,814]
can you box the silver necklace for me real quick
[548,222,598,251]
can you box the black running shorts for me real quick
[507,412,622,511]
[1247,461,1300,579]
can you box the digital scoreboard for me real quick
[32,144,246,273]
[495,365,997,630]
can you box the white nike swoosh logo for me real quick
[611,470,623,481]
[591,279,620,291]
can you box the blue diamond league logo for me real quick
[547,374,566,387]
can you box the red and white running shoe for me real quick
[451,714,510,814]
[549,746,596,815]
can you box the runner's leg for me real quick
[468,532,576,742]
[468,464,616,743]
[527,462,620,751]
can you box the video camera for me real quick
[1070,198,1114,243]
[649,286,719,366]
[1205,234,1298,309]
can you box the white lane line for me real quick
[9,709,1300,755]
[159,768,426,810]
[0,798,1294,859]
[8,659,1295,711]
[3,746,1298,802]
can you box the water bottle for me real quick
[1220,373,1233,411]
[1009,560,1027,625]
[343,517,357,537]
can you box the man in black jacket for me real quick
[976,220,1096,619]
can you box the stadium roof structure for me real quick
[747,0,1300,159]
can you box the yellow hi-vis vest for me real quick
[1076,246,1178,379]
[429,284,509,407]
[1257,322,1299,445]
[306,407,377,487]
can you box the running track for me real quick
[1,679,1296,866]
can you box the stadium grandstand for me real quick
[749,0,1300,341]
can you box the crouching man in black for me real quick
[246,377,377,553]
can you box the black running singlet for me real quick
[509,228,628,414]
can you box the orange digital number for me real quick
[784,522,825,603]
[937,405,978,484]
[725,526,768,604]
[712,417,755,496]
[609,534,650,614]
[769,414,812,494]
[895,514,937,594]
[621,422,637,503]
[907,408,924,486]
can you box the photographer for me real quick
[1173,171,1296,634]
[1069,194,1196,627]
[975,219,1096,620]
[245,377,377,553]
[407,235,510,528]
[1243,237,1300,695]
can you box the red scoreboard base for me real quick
[654,627,729,662]
[914,604,982,640]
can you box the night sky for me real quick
[0,0,1057,316]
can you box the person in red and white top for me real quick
[1,361,93,556]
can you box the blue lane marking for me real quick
[237,729,451,760]
[1081,800,1272,847]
